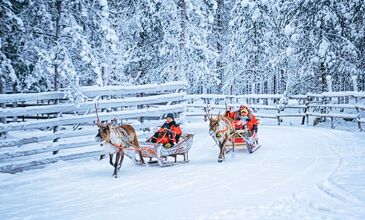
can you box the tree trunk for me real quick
[179,0,187,81]
[54,0,62,91]
[0,77,5,124]
[215,0,224,93]
[12,83,17,122]
[320,62,326,93]
[53,0,62,148]
[273,74,277,94]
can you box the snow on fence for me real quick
[1,81,364,174]
[186,91,365,130]
[0,81,186,173]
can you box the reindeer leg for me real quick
[138,150,145,165]
[232,134,235,152]
[113,152,121,178]
[109,153,114,166]
[117,151,124,172]
[222,138,228,160]
[218,143,224,163]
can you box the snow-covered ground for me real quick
[1,121,365,220]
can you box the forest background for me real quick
[1,0,364,97]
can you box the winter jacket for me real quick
[245,114,259,131]
[225,111,238,120]
[155,121,182,144]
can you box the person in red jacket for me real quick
[224,106,236,119]
[149,113,182,148]
[225,105,252,130]
[240,108,259,134]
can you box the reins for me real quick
[212,116,234,135]
[216,126,229,134]
[110,130,168,153]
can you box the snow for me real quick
[1,121,365,219]
[318,40,330,57]
[284,24,294,36]
[286,47,294,56]
[241,0,250,7]
[251,8,261,22]
[0,104,185,132]
[99,0,108,8]
[290,33,300,43]
[0,81,187,104]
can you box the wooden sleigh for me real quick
[137,133,194,167]
[226,125,261,154]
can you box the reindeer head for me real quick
[95,123,111,143]
[94,102,111,143]
[208,117,219,133]
[205,106,219,134]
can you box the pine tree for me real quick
[226,0,277,95]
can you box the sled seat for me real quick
[235,129,245,134]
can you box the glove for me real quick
[246,118,251,122]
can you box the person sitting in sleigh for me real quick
[239,108,259,135]
[148,113,182,148]
[225,105,259,133]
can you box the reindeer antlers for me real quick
[204,105,213,120]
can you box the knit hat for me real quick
[241,109,249,115]
[166,113,174,120]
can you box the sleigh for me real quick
[138,133,194,167]
[226,125,261,154]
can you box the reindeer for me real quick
[205,107,236,162]
[94,104,145,177]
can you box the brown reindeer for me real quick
[205,108,235,162]
[94,105,145,177]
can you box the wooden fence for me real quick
[186,91,365,130]
[1,82,364,174]
[0,81,186,173]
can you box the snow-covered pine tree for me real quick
[0,0,24,92]
[226,0,277,95]
[114,0,166,85]
[5,0,118,95]
[347,1,365,91]
[284,0,361,93]
[181,0,219,94]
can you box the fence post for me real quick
[277,109,281,126]
[302,97,309,125]
[306,95,310,125]
[0,77,5,137]
[353,76,361,130]
[52,91,61,155]
[12,84,18,123]
[138,93,144,124]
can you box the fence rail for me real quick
[186,91,365,130]
[1,83,365,173]
[0,81,186,173]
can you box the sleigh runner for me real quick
[138,133,194,166]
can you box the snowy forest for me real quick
[1,0,365,95]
